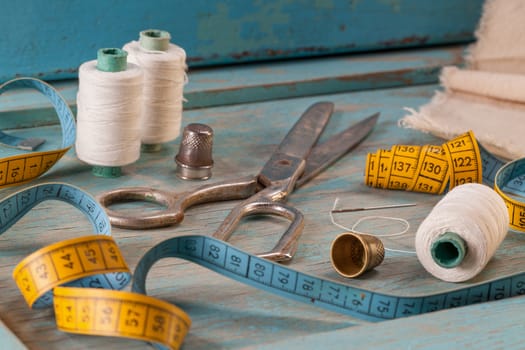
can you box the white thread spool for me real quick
[415,183,509,282]
[76,48,144,177]
[123,29,187,152]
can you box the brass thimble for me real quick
[330,232,385,278]
[175,123,214,180]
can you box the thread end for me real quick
[92,166,122,178]
[97,48,128,72]
[431,232,467,268]
[139,29,171,51]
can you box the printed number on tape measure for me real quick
[365,131,482,194]
[366,130,525,233]
[133,234,525,323]
[7,167,525,348]
[13,235,130,308]
[5,183,188,350]
[54,287,190,350]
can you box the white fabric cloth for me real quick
[399,0,525,161]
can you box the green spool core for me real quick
[96,48,128,72]
[139,29,171,51]
[92,166,122,178]
[431,232,467,268]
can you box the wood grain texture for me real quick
[252,294,525,349]
[0,82,523,349]
[0,46,464,130]
[0,318,27,349]
[0,0,483,82]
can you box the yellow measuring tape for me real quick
[1,79,190,349]
[0,78,76,187]
[5,183,190,350]
[13,235,129,308]
[6,171,525,348]
[494,157,525,232]
[3,112,525,349]
[365,130,525,232]
[53,287,190,349]
[365,130,482,194]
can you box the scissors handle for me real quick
[212,185,305,262]
[97,176,258,229]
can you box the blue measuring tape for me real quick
[0,78,76,187]
[5,182,130,308]
[7,182,190,350]
[481,145,525,232]
[131,148,525,324]
[3,169,525,350]
[1,134,523,348]
[133,234,525,323]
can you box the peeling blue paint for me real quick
[0,0,483,83]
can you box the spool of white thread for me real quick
[123,29,187,152]
[76,48,144,177]
[415,183,509,282]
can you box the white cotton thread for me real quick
[330,198,416,254]
[415,183,509,282]
[123,40,187,145]
[75,60,144,167]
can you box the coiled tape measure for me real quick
[0,79,190,349]
[7,155,525,349]
[7,183,190,350]
[0,78,76,187]
[365,130,525,232]
[365,130,483,194]
[2,80,525,349]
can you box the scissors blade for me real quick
[274,101,334,158]
[295,112,379,187]
[258,102,333,185]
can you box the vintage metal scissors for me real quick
[98,102,378,262]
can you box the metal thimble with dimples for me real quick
[175,123,214,180]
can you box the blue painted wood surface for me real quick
[0,45,463,130]
[0,319,27,350]
[0,0,483,82]
[1,76,524,348]
[253,293,525,349]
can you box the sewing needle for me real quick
[331,202,417,213]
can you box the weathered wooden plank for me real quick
[0,318,27,350]
[185,45,463,109]
[0,46,463,130]
[0,83,523,349]
[0,0,483,82]
[250,294,525,349]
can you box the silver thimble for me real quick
[175,123,214,180]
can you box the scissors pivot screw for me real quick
[99,102,379,263]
